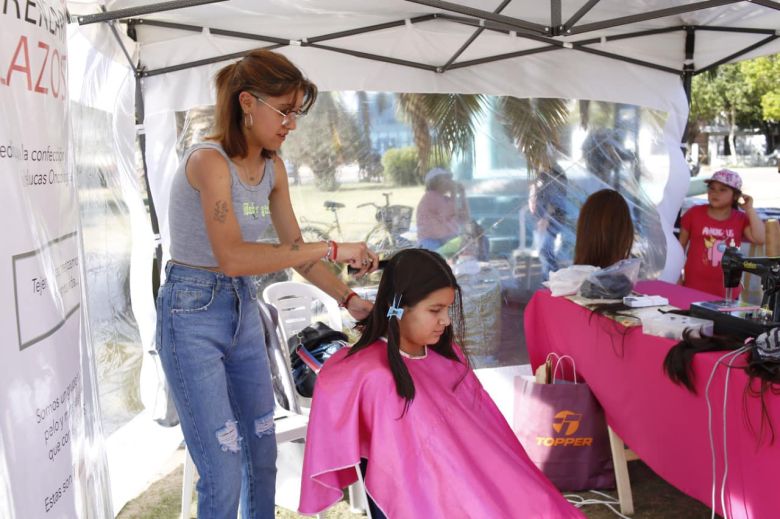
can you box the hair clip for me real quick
[387,294,404,320]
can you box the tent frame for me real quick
[77,0,780,292]
[78,0,779,81]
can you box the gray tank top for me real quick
[168,142,276,267]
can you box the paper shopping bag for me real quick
[513,368,615,491]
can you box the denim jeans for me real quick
[156,263,277,519]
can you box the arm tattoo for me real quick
[290,243,300,251]
[298,261,317,275]
[213,200,228,223]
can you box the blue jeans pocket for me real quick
[171,284,215,313]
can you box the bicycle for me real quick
[358,192,414,257]
[299,200,346,244]
[299,194,414,258]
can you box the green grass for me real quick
[288,181,424,243]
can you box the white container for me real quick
[642,313,714,340]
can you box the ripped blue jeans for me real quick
[156,263,277,519]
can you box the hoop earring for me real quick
[243,112,253,129]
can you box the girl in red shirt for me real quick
[678,169,765,297]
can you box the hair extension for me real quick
[663,330,743,393]
[742,350,780,445]
[586,302,638,358]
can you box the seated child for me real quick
[299,248,583,518]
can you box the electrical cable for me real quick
[719,349,744,519]
[564,489,631,519]
[704,345,749,519]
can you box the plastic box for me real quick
[642,313,714,340]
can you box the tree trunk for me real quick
[728,106,737,157]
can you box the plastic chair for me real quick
[262,281,343,345]
[262,281,368,515]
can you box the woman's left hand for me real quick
[739,193,754,210]
[346,296,373,321]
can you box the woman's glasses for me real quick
[251,93,305,127]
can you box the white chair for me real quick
[262,281,368,515]
[262,281,343,345]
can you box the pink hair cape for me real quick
[298,340,582,518]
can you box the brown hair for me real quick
[209,49,317,159]
[348,249,467,415]
[573,189,634,268]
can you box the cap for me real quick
[424,167,452,184]
[705,169,742,191]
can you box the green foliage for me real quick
[282,92,365,191]
[381,146,451,185]
[740,56,780,122]
[497,97,570,171]
[690,55,780,128]
[396,93,568,175]
[381,147,420,186]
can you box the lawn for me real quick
[288,181,424,244]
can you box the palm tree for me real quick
[395,93,569,178]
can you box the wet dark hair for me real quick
[663,330,780,444]
[210,49,317,159]
[574,189,634,268]
[348,248,467,414]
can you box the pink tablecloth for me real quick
[525,280,778,519]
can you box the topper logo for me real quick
[534,410,593,447]
[552,410,582,436]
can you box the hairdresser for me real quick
[155,49,378,518]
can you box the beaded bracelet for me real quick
[340,291,359,309]
[323,240,337,262]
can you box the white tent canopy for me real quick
[66,0,780,284]
[58,0,780,513]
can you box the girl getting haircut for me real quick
[348,248,467,409]
[574,188,635,268]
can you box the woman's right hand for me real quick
[333,242,379,277]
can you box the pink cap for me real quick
[705,169,742,191]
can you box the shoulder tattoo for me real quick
[213,200,228,223]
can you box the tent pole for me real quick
[565,0,741,36]
[404,0,548,35]
[682,27,695,103]
[441,0,512,71]
[695,34,779,75]
[134,72,163,300]
[76,0,227,25]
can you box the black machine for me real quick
[690,246,780,338]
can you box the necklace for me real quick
[400,346,428,359]
[234,157,262,185]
